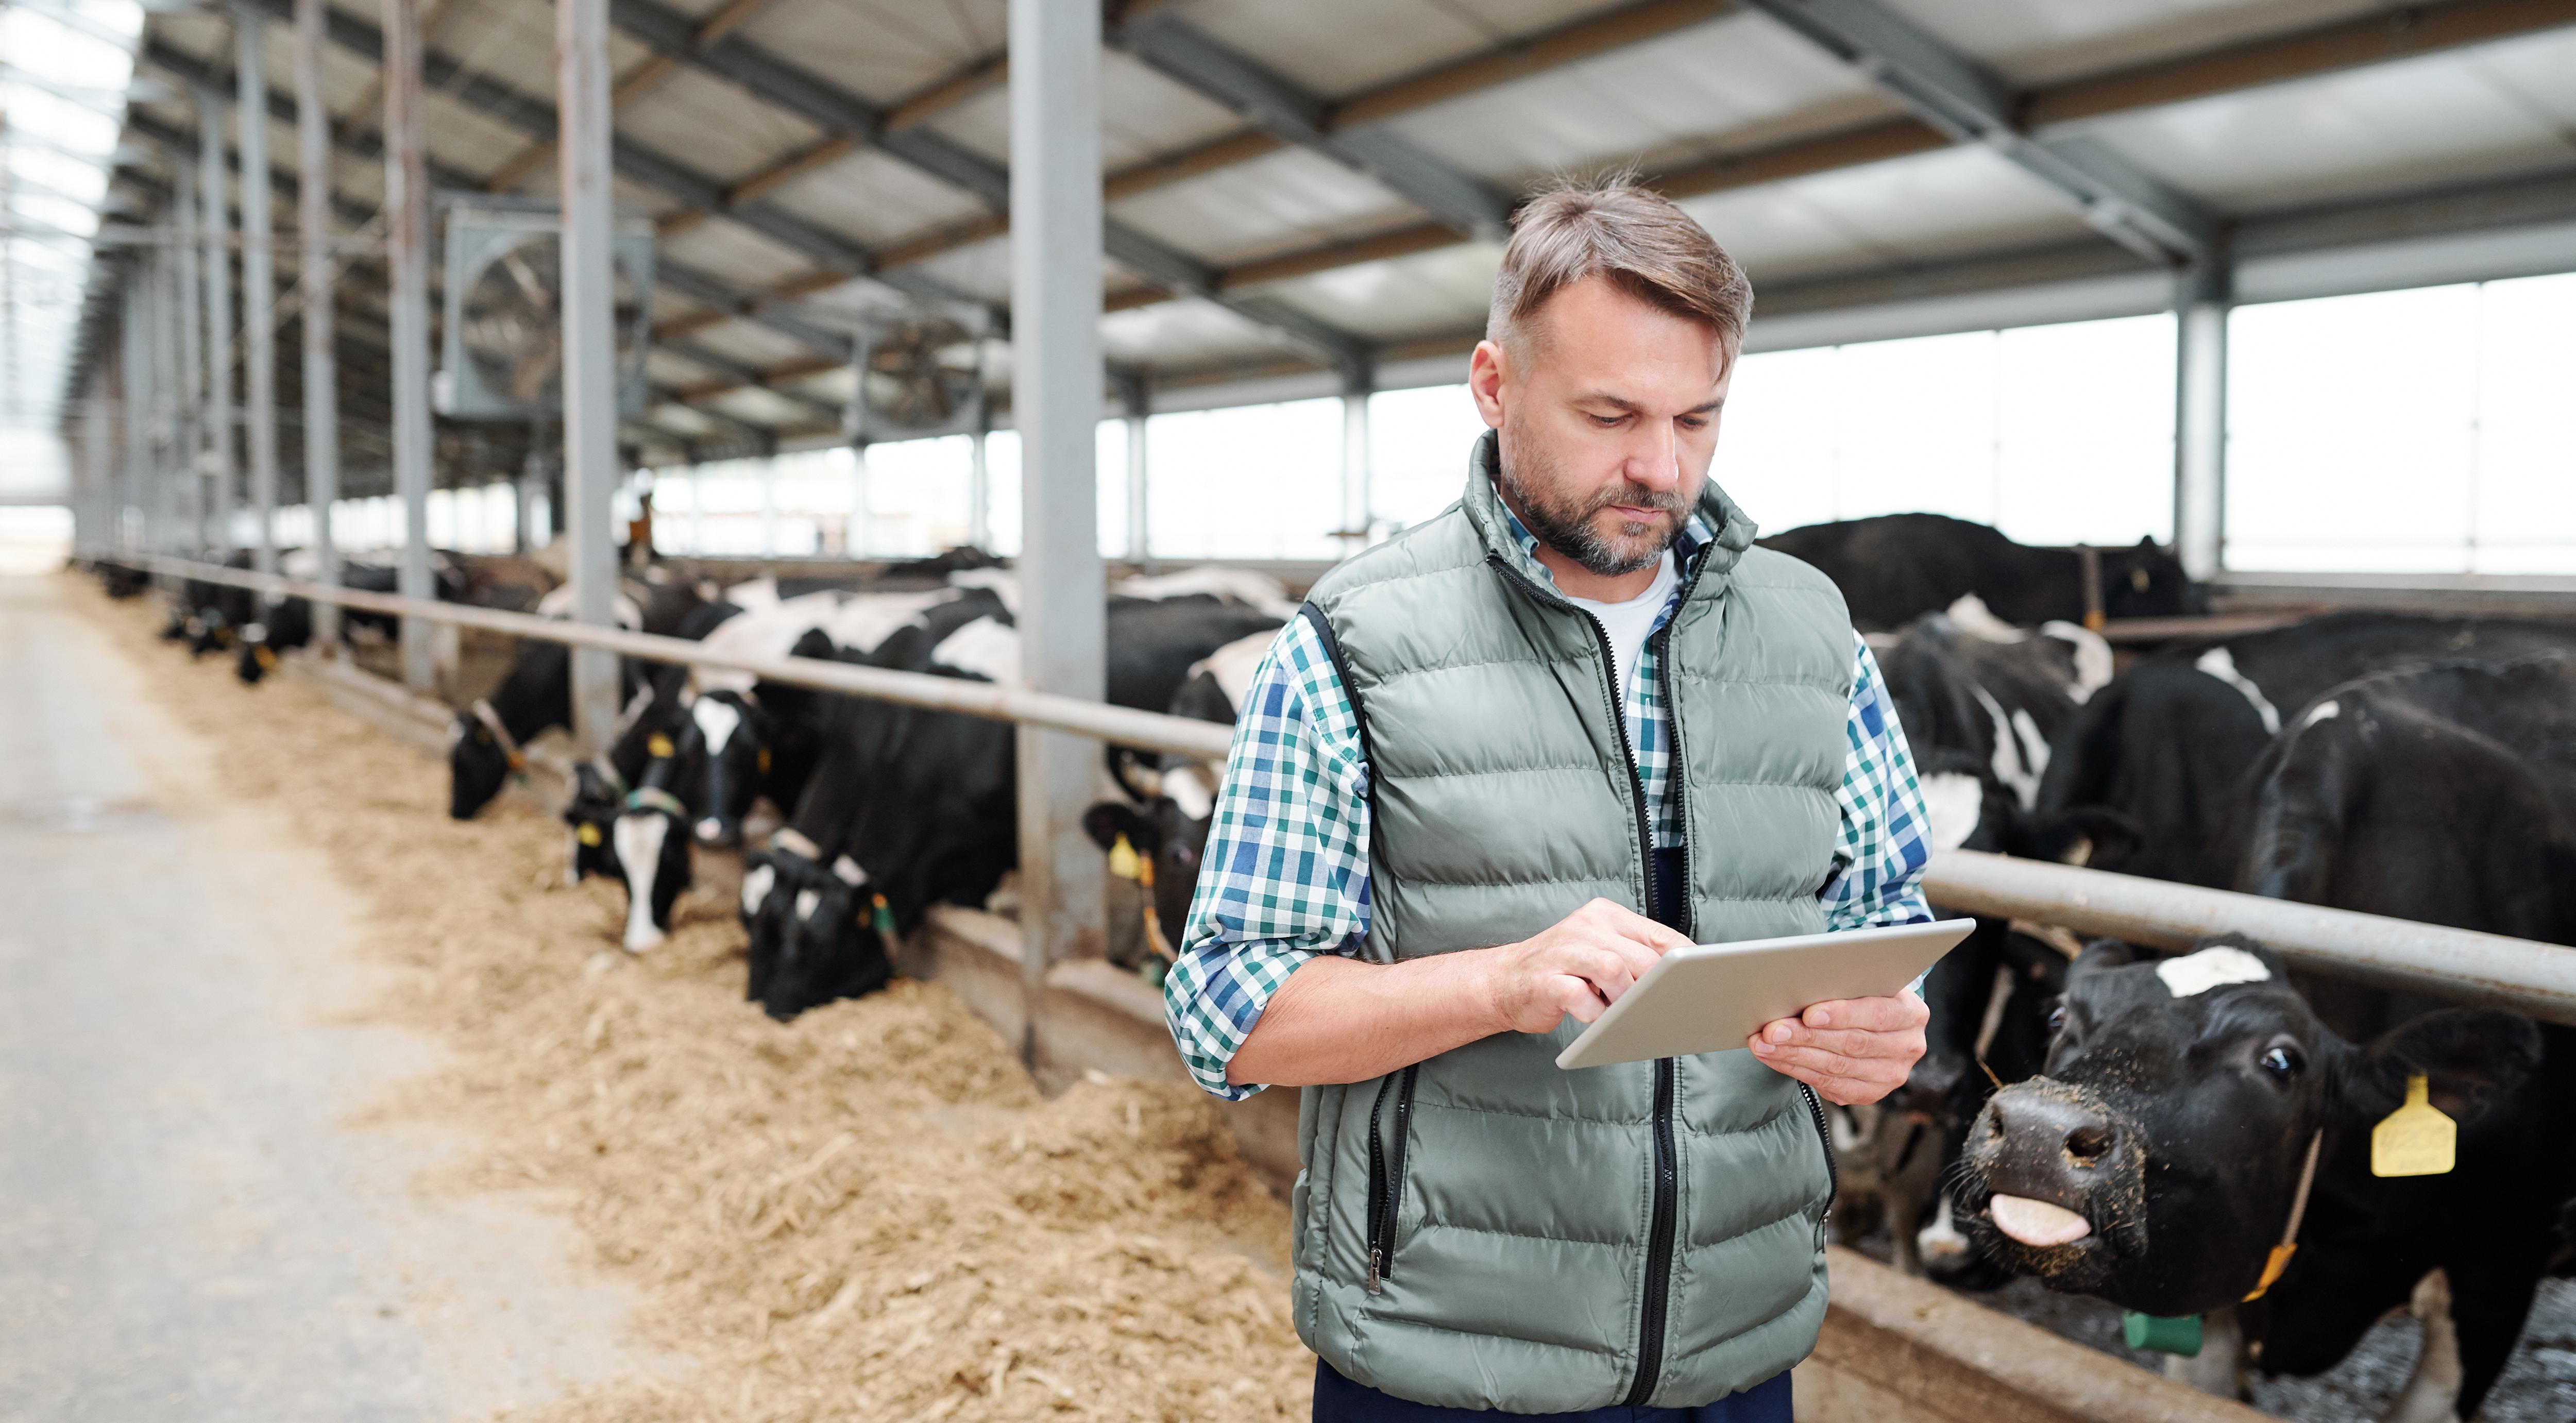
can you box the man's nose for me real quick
[1623,422,1681,490]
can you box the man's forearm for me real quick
[1225,952,1506,1089]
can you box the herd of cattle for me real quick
[92,512,2574,1417]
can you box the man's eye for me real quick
[1588,414,1623,428]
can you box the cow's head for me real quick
[685,690,765,848]
[234,623,279,684]
[1084,749,1222,935]
[448,713,517,819]
[2101,538,2203,621]
[756,853,893,1021]
[561,764,624,885]
[611,786,693,952]
[1957,936,2539,1317]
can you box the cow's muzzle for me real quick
[1958,1080,2144,1289]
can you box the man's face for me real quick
[1470,275,1732,578]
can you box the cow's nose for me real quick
[1990,1088,2119,1171]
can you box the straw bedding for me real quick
[79,583,1313,1421]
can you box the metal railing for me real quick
[114,551,2576,1027]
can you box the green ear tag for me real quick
[2123,1311,2202,1357]
[870,893,896,937]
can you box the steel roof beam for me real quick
[1736,0,2213,263]
[231,0,995,324]
[599,0,1374,376]
[1108,13,1515,242]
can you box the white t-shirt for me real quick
[1563,550,1679,734]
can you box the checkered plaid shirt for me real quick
[1165,508,1935,1100]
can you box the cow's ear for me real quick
[1081,802,1155,855]
[2012,806,2141,868]
[2067,939,2139,979]
[2334,1008,2541,1129]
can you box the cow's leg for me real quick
[2162,1306,2247,1400]
[2380,1269,2462,1423]
[1883,1121,1939,1277]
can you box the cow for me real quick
[683,587,965,848]
[2033,613,2576,885]
[1757,514,2199,632]
[1961,939,2551,1419]
[752,595,1285,1021]
[1965,656,2576,1417]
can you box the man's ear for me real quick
[1468,339,1509,430]
[2333,1009,2541,1128]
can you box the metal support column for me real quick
[2173,259,2230,582]
[157,240,188,560]
[296,0,341,645]
[1008,0,1109,1040]
[197,84,236,557]
[238,8,280,579]
[556,0,624,756]
[385,0,437,692]
[172,163,201,551]
[1339,378,1372,554]
[120,263,150,557]
[1118,372,1150,568]
[967,426,991,552]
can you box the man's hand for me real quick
[1478,898,1694,1034]
[1747,993,1928,1106]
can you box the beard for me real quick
[1497,432,1694,579]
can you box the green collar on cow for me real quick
[625,786,686,819]
[470,698,526,772]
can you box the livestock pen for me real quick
[104,552,2576,1421]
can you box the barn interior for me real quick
[5,0,2576,1420]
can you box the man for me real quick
[1164,179,1936,1421]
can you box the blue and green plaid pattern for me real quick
[1164,518,1935,1100]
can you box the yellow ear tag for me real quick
[1135,854,1155,890]
[2243,1244,2297,1302]
[647,733,675,759]
[1107,834,1141,880]
[577,822,602,846]
[2371,1073,2456,1177]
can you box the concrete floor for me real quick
[0,576,662,1421]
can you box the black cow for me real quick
[1758,514,2198,632]
[2033,613,2576,885]
[1962,939,2549,1417]
[1967,656,2576,1416]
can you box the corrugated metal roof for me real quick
[45,0,2576,470]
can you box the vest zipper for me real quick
[1483,552,1682,1407]
[1799,1081,1839,1250]
[1365,1064,1419,1295]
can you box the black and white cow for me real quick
[2033,613,2576,886]
[1758,514,2199,632]
[446,576,711,819]
[1965,656,2576,1417]
[750,593,1286,1021]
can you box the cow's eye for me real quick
[2259,1044,2304,1079]
[2046,1003,2067,1034]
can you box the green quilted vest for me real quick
[1288,431,1855,1412]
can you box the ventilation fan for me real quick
[438,205,655,421]
[847,303,990,442]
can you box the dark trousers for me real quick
[1313,1362,1792,1422]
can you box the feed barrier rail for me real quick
[117,552,2576,1027]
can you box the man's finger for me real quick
[1552,975,1609,1023]
[1759,1024,1920,1060]
[1800,994,1927,1032]
[1588,899,1694,954]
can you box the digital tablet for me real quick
[1554,919,1974,1071]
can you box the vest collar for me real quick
[1459,429,1759,609]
